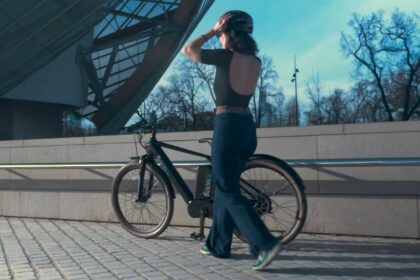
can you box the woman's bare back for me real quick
[229,52,261,95]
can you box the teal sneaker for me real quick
[200,246,211,255]
[251,242,283,271]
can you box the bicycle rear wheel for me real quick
[111,162,174,238]
[236,158,307,245]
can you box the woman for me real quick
[183,11,282,271]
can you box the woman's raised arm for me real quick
[182,14,232,62]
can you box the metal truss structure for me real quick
[77,0,214,134]
[0,0,214,135]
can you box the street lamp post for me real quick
[291,54,299,126]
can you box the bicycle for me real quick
[111,124,307,245]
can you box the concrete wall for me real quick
[0,120,419,238]
[0,100,64,140]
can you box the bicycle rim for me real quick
[111,163,173,238]
[239,159,307,244]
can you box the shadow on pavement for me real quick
[263,268,420,277]
[287,238,420,256]
[253,238,420,276]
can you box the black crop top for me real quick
[200,49,259,107]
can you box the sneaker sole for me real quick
[252,243,282,271]
[200,249,211,255]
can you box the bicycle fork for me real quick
[136,155,152,203]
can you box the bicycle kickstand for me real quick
[190,209,207,241]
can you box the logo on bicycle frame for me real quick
[202,173,212,197]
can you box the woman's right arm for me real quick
[182,13,232,63]
[182,29,218,63]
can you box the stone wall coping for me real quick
[0,120,419,147]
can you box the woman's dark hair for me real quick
[220,10,258,55]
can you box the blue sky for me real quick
[176,0,419,100]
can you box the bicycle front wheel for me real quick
[237,158,307,245]
[111,162,174,238]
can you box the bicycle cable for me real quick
[133,133,139,158]
[139,128,148,149]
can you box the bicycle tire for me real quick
[235,158,307,245]
[111,162,174,238]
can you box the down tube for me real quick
[150,144,194,203]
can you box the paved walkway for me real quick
[0,218,419,280]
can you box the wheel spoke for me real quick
[236,160,306,245]
[112,164,173,237]
[272,199,297,208]
[275,207,297,220]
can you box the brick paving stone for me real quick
[141,270,171,279]
[37,276,63,280]
[13,271,36,277]
[213,267,242,275]
[169,274,199,280]
[90,272,116,278]
[67,275,91,280]
[201,272,226,280]
[163,270,192,278]
[134,266,161,274]
[35,264,57,270]
[84,267,108,274]
[63,270,88,277]
[184,265,214,274]
[146,276,171,280]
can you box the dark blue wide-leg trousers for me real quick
[206,113,277,258]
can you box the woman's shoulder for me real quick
[233,51,261,63]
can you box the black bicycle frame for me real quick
[143,135,211,203]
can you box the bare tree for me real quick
[251,56,283,127]
[137,86,173,121]
[325,89,350,124]
[284,96,298,126]
[189,39,220,105]
[305,72,325,125]
[167,57,208,131]
[304,70,368,125]
[269,91,286,126]
[341,9,419,121]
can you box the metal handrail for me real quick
[0,157,419,169]
[287,157,420,167]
